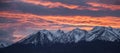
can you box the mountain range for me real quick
[18,26,120,45]
[0,26,120,53]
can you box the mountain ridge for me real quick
[17,26,120,45]
[0,26,120,48]
[1,26,120,53]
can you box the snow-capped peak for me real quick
[56,29,64,33]
[19,29,54,45]
[55,29,65,37]
[86,26,120,41]
[66,28,87,42]
[18,26,120,45]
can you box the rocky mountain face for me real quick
[18,26,120,45]
[0,43,6,48]
[0,26,120,53]
[0,41,10,48]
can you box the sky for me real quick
[0,0,120,43]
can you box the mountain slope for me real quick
[0,43,6,48]
[0,42,9,48]
[0,26,120,53]
[86,26,120,41]
[18,26,120,45]
[19,29,54,45]
[66,28,87,42]
[18,28,88,44]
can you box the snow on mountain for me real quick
[86,26,120,41]
[19,29,54,45]
[66,28,87,43]
[52,29,67,43]
[18,26,120,45]
[0,42,8,48]
[112,28,120,39]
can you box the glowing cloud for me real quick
[0,11,120,30]
[21,0,79,9]
[20,0,103,11]
[87,2,120,11]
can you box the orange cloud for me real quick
[21,0,79,9]
[21,0,120,11]
[0,11,120,29]
[87,2,120,11]
[20,0,101,11]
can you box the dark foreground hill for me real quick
[0,40,120,53]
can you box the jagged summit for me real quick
[86,26,120,41]
[18,26,120,45]
[66,28,87,42]
[19,29,54,45]
[56,29,64,33]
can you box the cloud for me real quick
[88,0,120,5]
[0,28,15,43]
[61,24,94,28]
[19,0,107,11]
[0,0,119,17]
[3,3,120,17]
[0,30,11,38]
[24,0,120,11]
[42,0,87,5]
[0,11,120,28]
[0,11,120,43]
[87,2,120,11]
[0,2,12,11]
[0,17,19,23]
